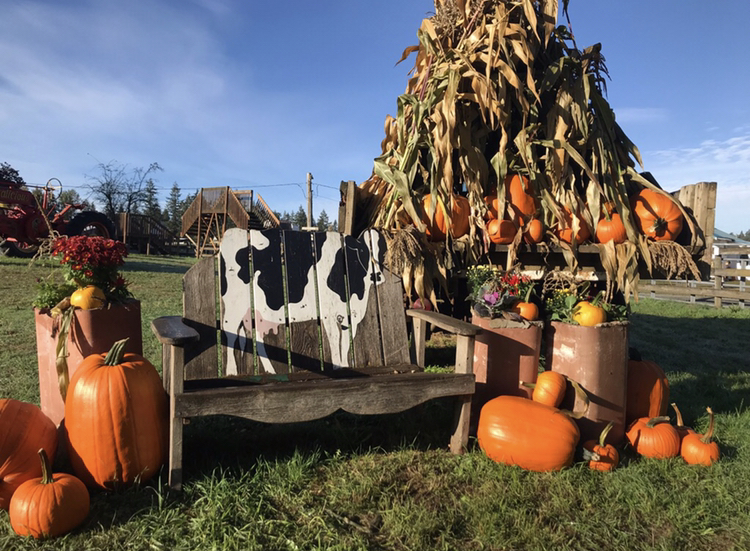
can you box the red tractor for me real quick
[0,178,115,257]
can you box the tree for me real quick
[293,206,309,229]
[85,161,162,219]
[316,209,331,231]
[143,179,162,220]
[165,182,182,236]
[0,162,25,186]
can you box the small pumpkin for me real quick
[9,449,89,539]
[0,399,58,510]
[65,338,168,489]
[595,212,628,244]
[422,194,471,241]
[631,189,684,241]
[626,359,670,425]
[70,285,106,310]
[509,299,538,321]
[486,218,517,244]
[572,301,607,327]
[478,395,580,472]
[522,217,544,244]
[529,371,567,408]
[505,174,537,223]
[626,416,681,459]
[671,402,695,443]
[554,207,591,244]
[680,407,720,466]
[583,421,619,471]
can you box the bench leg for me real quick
[168,413,183,490]
[450,395,471,454]
[167,344,185,490]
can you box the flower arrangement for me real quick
[33,236,131,310]
[467,265,535,319]
[542,277,628,325]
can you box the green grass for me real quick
[2,253,750,550]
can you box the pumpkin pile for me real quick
[351,0,704,307]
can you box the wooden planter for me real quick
[544,320,628,445]
[34,300,143,426]
[471,314,543,407]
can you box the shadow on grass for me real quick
[122,258,196,275]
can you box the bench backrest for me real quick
[180,228,411,379]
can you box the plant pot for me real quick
[471,314,543,407]
[544,320,628,445]
[34,300,143,427]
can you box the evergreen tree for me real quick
[165,182,182,235]
[143,179,162,220]
[316,209,330,231]
[293,206,308,229]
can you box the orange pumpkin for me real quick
[9,449,89,539]
[0,399,58,510]
[486,218,517,244]
[680,407,720,466]
[64,339,168,490]
[509,300,538,321]
[505,174,537,223]
[478,395,580,472]
[422,194,471,241]
[554,207,591,244]
[522,218,545,244]
[631,189,684,241]
[483,194,500,219]
[626,359,669,425]
[583,422,619,472]
[530,371,567,408]
[626,416,681,459]
[595,212,628,244]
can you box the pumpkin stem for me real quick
[701,407,716,444]
[561,379,590,420]
[649,217,668,236]
[38,448,54,485]
[598,421,615,448]
[671,402,685,427]
[104,338,130,366]
[646,416,671,429]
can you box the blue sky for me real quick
[2,0,748,232]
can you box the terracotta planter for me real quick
[471,314,543,407]
[34,300,143,426]
[544,320,628,445]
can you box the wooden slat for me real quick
[219,229,253,376]
[249,229,289,374]
[182,256,218,379]
[638,282,749,300]
[314,232,352,369]
[345,232,383,368]
[718,246,750,256]
[283,231,322,372]
[367,229,411,365]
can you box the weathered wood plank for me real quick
[220,228,253,376]
[345,232,383,368]
[183,256,219,379]
[249,229,289,374]
[637,282,750,300]
[314,232,352,369]
[283,231,322,372]
[175,372,475,422]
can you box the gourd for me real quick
[64,339,168,489]
[626,359,669,424]
[631,189,684,241]
[680,407,720,466]
[486,218,517,244]
[422,194,471,241]
[595,212,628,244]
[9,449,89,539]
[583,422,619,471]
[505,174,537,223]
[528,371,567,408]
[70,285,106,310]
[522,218,544,244]
[0,399,58,510]
[572,301,607,327]
[478,394,580,472]
[625,416,681,459]
[554,207,591,244]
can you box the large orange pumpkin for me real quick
[595,212,628,244]
[554,207,591,244]
[505,174,537,223]
[64,339,168,490]
[0,399,58,510]
[478,395,580,471]
[422,194,471,241]
[626,359,669,425]
[626,416,681,459]
[631,189,684,241]
[9,449,89,539]
[486,218,517,244]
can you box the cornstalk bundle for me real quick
[361,0,703,304]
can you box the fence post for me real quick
[713,256,723,309]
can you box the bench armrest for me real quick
[406,310,482,373]
[151,316,200,346]
[406,309,481,337]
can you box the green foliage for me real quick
[31,279,77,310]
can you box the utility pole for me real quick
[306,172,313,230]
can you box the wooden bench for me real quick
[151,228,480,489]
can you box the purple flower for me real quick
[483,292,499,305]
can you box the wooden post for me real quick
[714,256,723,309]
[307,173,313,229]
[338,180,357,236]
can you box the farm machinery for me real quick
[0,178,115,257]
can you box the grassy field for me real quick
[1,252,750,550]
